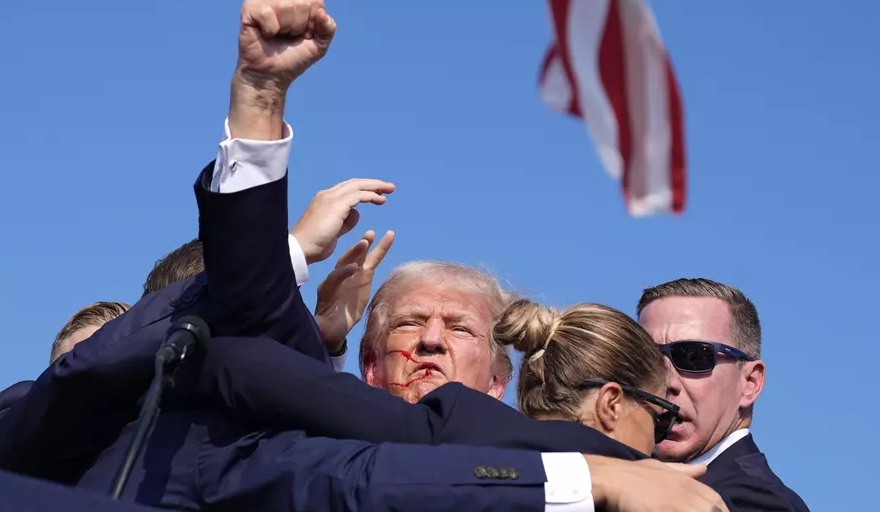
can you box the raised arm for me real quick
[193,0,334,347]
[196,0,393,359]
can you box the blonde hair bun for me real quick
[491,299,561,356]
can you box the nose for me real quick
[416,318,448,355]
[664,357,682,397]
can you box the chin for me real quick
[412,380,443,400]
[656,438,691,462]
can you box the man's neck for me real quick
[689,428,750,466]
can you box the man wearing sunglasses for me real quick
[638,278,809,512]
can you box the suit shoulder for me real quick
[705,460,810,512]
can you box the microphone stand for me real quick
[108,355,178,499]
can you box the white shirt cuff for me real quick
[211,118,293,193]
[287,234,309,287]
[541,453,594,512]
[331,352,347,372]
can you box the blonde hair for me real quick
[50,301,131,363]
[359,260,514,383]
[492,299,666,419]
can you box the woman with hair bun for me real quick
[492,299,680,455]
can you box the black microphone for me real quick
[109,315,210,500]
[156,316,210,366]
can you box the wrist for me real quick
[582,455,610,507]
[289,232,318,265]
[228,70,287,141]
[326,337,347,357]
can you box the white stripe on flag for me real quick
[539,0,687,215]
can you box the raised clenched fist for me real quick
[236,0,336,88]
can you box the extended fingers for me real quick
[329,178,396,197]
[318,263,359,295]
[335,232,374,268]
[364,231,395,269]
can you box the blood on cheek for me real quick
[387,350,434,388]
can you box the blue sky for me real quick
[1,1,876,509]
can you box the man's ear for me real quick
[487,373,507,400]
[363,347,378,387]
[740,359,765,409]
[595,382,625,433]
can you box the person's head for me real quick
[50,301,132,363]
[637,278,765,462]
[143,238,204,296]
[494,300,675,455]
[359,261,514,404]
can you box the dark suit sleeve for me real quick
[197,336,446,444]
[195,336,646,458]
[0,469,166,512]
[0,280,196,476]
[710,474,809,512]
[198,431,546,512]
[194,162,328,363]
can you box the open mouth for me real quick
[415,362,442,374]
[670,417,690,434]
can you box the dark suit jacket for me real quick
[0,163,565,512]
[195,336,647,457]
[0,468,164,512]
[701,434,809,512]
[0,161,634,511]
[0,380,32,419]
[75,409,548,512]
[0,163,329,480]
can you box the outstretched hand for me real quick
[315,230,395,352]
[290,179,395,265]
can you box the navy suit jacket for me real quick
[701,434,809,512]
[0,468,164,512]
[0,164,567,512]
[193,336,647,457]
[0,163,329,480]
[0,380,32,419]
[75,409,548,512]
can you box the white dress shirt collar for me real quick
[689,428,750,466]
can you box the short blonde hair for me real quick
[358,260,514,383]
[50,301,131,363]
[493,299,666,420]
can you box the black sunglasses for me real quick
[579,378,681,444]
[658,340,752,374]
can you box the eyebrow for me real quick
[390,306,478,324]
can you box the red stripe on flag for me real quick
[665,57,686,213]
[597,0,633,204]
[548,0,582,117]
[539,44,558,86]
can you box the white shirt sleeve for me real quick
[211,118,292,194]
[287,235,309,287]
[330,352,347,372]
[209,118,309,287]
[542,453,594,512]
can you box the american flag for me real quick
[540,0,687,216]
